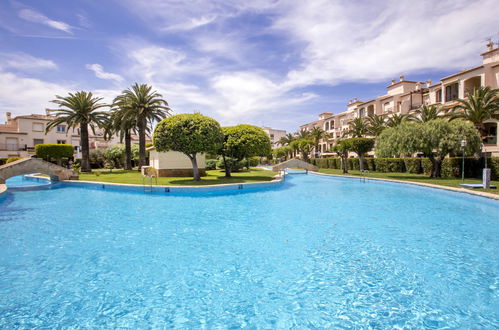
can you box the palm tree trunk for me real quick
[188,153,200,181]
[80,123,91,172]
[124,130,132,170]
[359,154,364,172]
[138,117,147,168]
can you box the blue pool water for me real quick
[5,174,51,188]
[0,173,498,328]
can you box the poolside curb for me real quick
[57,173,285,194]
[311,171,499,200]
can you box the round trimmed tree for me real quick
[220,125,271,177]
[344,137,375,172]
[153,113,224,181]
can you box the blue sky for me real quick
[1,0,498,132]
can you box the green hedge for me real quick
[205,159,217,170]
[35,144,74,161]
[309,156,499,180]
[374,158,405,172]
[404,158,422,174]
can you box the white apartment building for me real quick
[300,43,499,157]
[0,112,146,159]
[261,126,287,148]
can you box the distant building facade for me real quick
[0,112,147,158]
[300,43,499,157]
[261,126,287,148]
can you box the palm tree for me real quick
[366,114,386,136]
[385,113,410,128]
[449,86,499,138]
[347,117,369,137]
[104,101,138,170]
[115,83,171,168]
[411,105,445,123]
[309,127,328,157]
[278,133,295,146]
[46,91,108,172]
[278,133,296,158]
[295,129,311,139]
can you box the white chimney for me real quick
[400,75,405,81]
[391,79,396,85]
[6,112,11,121]
[426,79,432,87]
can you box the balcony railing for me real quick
[0,144,27,151]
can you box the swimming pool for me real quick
[1,173,498,327]
[5,174,52,189]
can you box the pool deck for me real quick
[311,171,499,200]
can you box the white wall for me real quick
[149,150,205,169]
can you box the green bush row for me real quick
[309,157,499,180]
[35,144,74,161]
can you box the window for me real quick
[33,139,44,146]
[445,83,459,102]
[32,122,44,132]
[330,121,334,129]
[384,102,392,113]
[56,125,66,133]
[359,108,365,117]
[57,140,66,144]
[325,122,329,130]
[435,89,442,103]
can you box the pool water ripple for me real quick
[0,173,498,328]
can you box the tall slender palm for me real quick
[278,133,295,146]
[385,113,410,128]
[295,129,311,139]
[278,133,296,158]
[411,105,445,123]
[347,117,369,137]
[366,114,386,136]
[449,86,499,138]
[104,102,138,170]
[309,126,328,156]
[115,83,171,168]
[46,91,108,172]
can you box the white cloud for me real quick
[0,52,57,71]
[0,72,70,116]
[18,8,72,34]
[86,64,124,83]
[273,0,499,88]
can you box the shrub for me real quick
[206,159,217,170]
[404,158,422,174]
[6,157,22,163]
[374,158,405,172]
[421,158,433,175]
[89,149,105,168]
[35,144,74,164]
[348,158,360,170]
[489,157,499,180]
[217,157,244,171]
[0,158,7,165]
[247,156,260,167]
[364,158,376,171]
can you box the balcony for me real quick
[0,143,27,151]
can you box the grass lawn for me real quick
[77,168,277,186]
[318,169,499,195]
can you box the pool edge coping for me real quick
[53,171,285,192]
[311,171,499,200]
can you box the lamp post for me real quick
[461,139,467,181]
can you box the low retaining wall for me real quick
[60,175,284,195]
